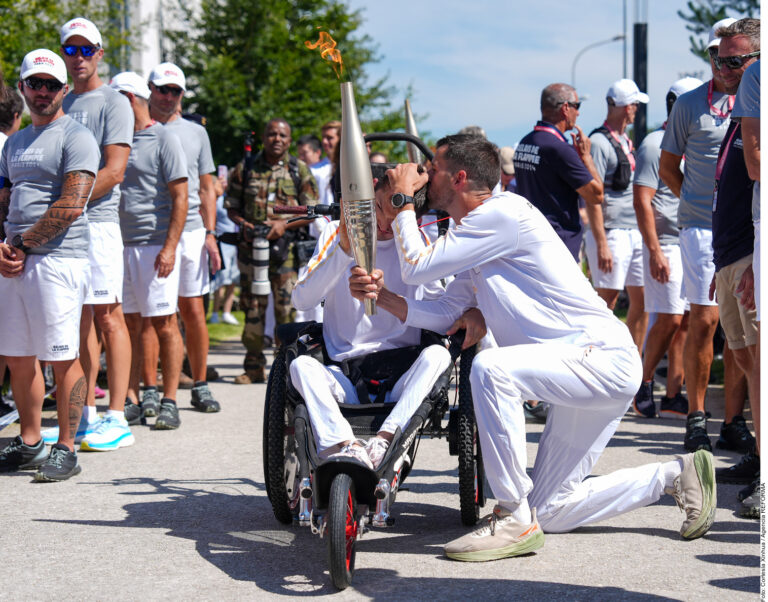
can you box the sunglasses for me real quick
[713,50,760,70]
[566,100,582,110]
[154,85,183,97]
[61,44,101,58]
[24,77,65,92]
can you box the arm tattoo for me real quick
[67,376,87,440]
[22,171,94,249]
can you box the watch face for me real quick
[391,193,405,208]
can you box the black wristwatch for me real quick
[390,192,413,209]
[11,234,30,254]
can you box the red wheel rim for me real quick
[345,490,357,570]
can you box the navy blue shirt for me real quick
[712,121,754,271]
[513,121,593,260]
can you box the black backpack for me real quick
[590,125,633,191]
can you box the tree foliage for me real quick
[677,0,761,61]
[164,0,424,165]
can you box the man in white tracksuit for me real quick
[290,176,482,469]
[355,134,716,562]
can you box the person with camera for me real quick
[225,118,318,384]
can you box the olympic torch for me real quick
[340,81,377,315]
[404,99,424,164]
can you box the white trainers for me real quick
[328,440,373,470]
[364,437,390,469]
[221,312,239,325]
[80,416,135,451]
[42,415,99,445]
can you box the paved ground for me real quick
[1,340,761,600]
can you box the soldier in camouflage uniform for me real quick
[225,118,318,383]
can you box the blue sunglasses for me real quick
[61,44,101,58]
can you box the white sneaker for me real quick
[221,312,239,325]
[364,437,390,469]
[209,312,220,324]
[42,415,99,445]
[80,416,135,452]
[328,441,373,470]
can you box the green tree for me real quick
[678,0,760,61]
[164,0,424,165]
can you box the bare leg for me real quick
[666,312,688,397]
[723,341,749,423]
[152,314,184,401]
[178,296,208,382]
[78,304,99,408]
[93,302,131,412]
[6,356,44,444]
[683,304,719,414]
[625,285,648,353]
[595,288,620,310]
[124,312,143,403]
[641,313,682,382]
[142,317,160,387]
[51,359,86,452]
[222,283,237,314]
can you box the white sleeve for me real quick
[291,222,352,310]
[404,271,477,333]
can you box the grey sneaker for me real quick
[34,444,82,482]
[154,399,180,430]
[739,479,760,519]
[523,401,548,424]
[665,450,716,539]
[444,506,545,562]
[190,383,220,413]
[124,399,142,425]
[141,387,160,418]
[0,435,47,472]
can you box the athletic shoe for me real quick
[0,435,47,472]
[34,444,82,482]
[80,416,135,451]
[124,399,142,425]
[154,400,180,430]
[632,380,656,418]
[222,312,239,325]
[209,312,220,324]
[444,506,545,562]
[42,391,57,410]
[739,480,760,519]
[684,412,712,452]
[523,401,548,423]
[665,450,716,539]
[716,415,756,454]
[234,370,264,385]
[191,383,220,413]
[141,388,160,418]
[41,414,99,445]
[659,392,688,420]
[364,437,390,469]
[94,385,107,399]
[716,450,759,484]
[739,474,759,501]
[328,441,373,470]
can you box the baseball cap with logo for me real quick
[606,79,649,106]
[706,17,738,49]
[20,49,68,85]
[110,71,151,99]
[499,146,516,175]
[60,17,103,46]
[148,63,186,91]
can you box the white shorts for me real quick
[0,255,89,361]
[679,227,717,306]
[122,245,181,317]
[178,228,210,297]
[754,220,760,321]
[85,221,124,305]
[584,228,644,290]
[642,244,688,315]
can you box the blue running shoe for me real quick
[80,416,135,451]
[41,414,99,445]
[632,380,655,418]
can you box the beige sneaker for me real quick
[328,441,374,470]
[444,507,544,562]
[234,369,264,385]
[364,437,390,469]
[665,449,717,539]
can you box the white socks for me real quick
[106,409,125,422]
[82,404,99,423]
[663,459,685,489]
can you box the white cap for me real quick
[668,77,703,98]
[706,17,737,49]
[148,62,186,91]
[606,78,649,106]
[60,17,102,46]
[20,49,68,84]
[110,71,150,99]
[499,146,515,175]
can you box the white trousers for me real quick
[289,345,451,455]
[470,343,673,533]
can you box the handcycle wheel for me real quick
[264,347,299,524]
[457,346,486,526]
[327,473,358,590]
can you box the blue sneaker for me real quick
[80,415,135,451]
[632,380,655,418]
[41,414,99,445]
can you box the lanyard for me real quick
[602,122,635,171]
[533,123,568,143]
[715,123,740,181]
[707,79,735,119]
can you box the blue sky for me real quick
[345,0,716,147]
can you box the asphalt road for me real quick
[0,340,761,600]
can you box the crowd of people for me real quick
[0,14,760,561]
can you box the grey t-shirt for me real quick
[661,81,732,229]
[119,123,188,246]
[589,129,637,229]
[732,60,760,222]
[62,84,133,223]
[1,115,100,258]
[635,129,680,245]
[163,118,215,232]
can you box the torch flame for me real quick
[305,30,344,79]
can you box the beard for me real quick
[26,93,64,117]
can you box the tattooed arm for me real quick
[15,170,94,250]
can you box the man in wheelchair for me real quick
[290,175,484,470]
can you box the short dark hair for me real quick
[435,134,500,191]
[717,18,760,51]
[0,86,23,133]
[297,134,321,152]
[264,118,291,135]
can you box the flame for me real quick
[305,30,344,79]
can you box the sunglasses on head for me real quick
[155,85,183,97]
[61,44,101,58]
[713,50,760,70]
[24,77,65,92]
